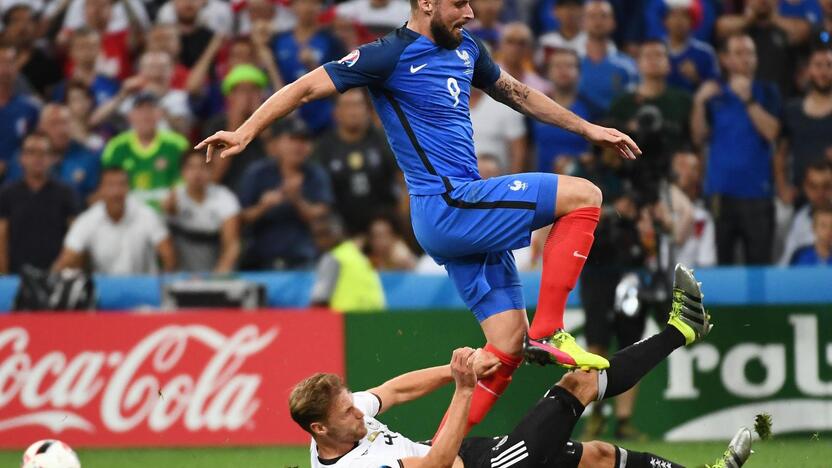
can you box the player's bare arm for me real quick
[482,69,641,160]
[399,348,477,468]
[194,66,337,161]
[368,349,500,414]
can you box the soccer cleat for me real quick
[706,427,753,468]
[667,263,712,346]
[524,331,610,370]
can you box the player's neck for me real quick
[315,438,359,461]
[406,17,435,44]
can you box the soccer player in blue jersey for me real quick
[196,0,641,434]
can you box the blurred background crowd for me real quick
[0,0,831,278]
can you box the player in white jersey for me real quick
[289,265,753,468]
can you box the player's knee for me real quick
[581,180,603,208]
[579,441,616,467]
[557,371,598,405]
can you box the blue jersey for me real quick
[667,39,720,93]
[0,94,39,163]
[323,27,501,196]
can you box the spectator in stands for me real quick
[780,160,832,263]
[309,213,386,312]
[644,0,720,44]
[468,0,505,49]
[164,150,241,273]
[145,24,190,89]
[0,45,39,181]
[470,84,527,173]
[532,47,593,175]
[608,40,692,199]
[271,0,345,132]
[312,89,400,235]
[814,0,832,48]
[101,92,188,208]
[776,48,832,205]
[237,0,297,36]
[53,27,120,105]
[0,133,78,274]
[29,104,100,201]
[538,0,585,59]
[64,82,105,152]
[664,1,721,93]
[671,150,717,267]
[202,64,269,191]
[717,0,811,97]
[578,0,639,112]
[334,0,410,38]
[363,213,418,271]
[156,0,233,37]
[166,0,214,69]
[93,51,193,135]
[497,22,550,93]
[692,33,781,264]
[58,0,143,80]
[53,167,176,274]
[239,118,333,270]
[1,3,62,96]
[789,205,832,265]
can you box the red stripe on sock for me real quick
[530,206,600,340]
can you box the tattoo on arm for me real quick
[483,73,531,114]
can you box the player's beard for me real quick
[810,79,832,95]
[431,16,463,49]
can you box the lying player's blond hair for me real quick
[289,373,345,434]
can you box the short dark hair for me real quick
[805,159,832,177]
[812,204,832,223]
[289,373,346,434]
[2,4,34,27]
[181,149,206,169]
[101,166,128,179]
[639,39,668,52]
[65,80,94,103]
[22,131,52,153]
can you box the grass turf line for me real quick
[1,439,829,467]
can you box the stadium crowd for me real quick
[0,0,831,281]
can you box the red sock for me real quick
[432,344,521,441]
[529,206,600,340]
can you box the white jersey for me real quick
[310,392,431,468]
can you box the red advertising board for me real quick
[0,310,344,448]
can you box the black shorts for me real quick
[458,437,583,468]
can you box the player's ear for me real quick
[310,421,326,436]
[419,0,432,14]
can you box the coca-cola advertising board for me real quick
[0,310,344,448]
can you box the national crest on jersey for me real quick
[323,27,502,196]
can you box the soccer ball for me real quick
[21,440,81,468]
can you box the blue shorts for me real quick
[410,173,559,321]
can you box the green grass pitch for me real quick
[2,438,830,467]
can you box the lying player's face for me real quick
[323,390,367,442]
[430,0,474,49]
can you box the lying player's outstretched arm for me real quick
[367,348,499,414]
[482,69,641,160]
[399,348,477,468]
[194,66,337,161]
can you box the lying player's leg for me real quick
[572,426,754,468]
[525,175,609,370]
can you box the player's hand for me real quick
[469,348,501,379]
[450,347,477,389]
[195,130,250,162]
[583,123,640,160]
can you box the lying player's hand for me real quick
[469,348,501,379]
[450,347,477,390]
[195,130,249,162]
[583,123,640,161]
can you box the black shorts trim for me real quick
[382,91,536,212]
